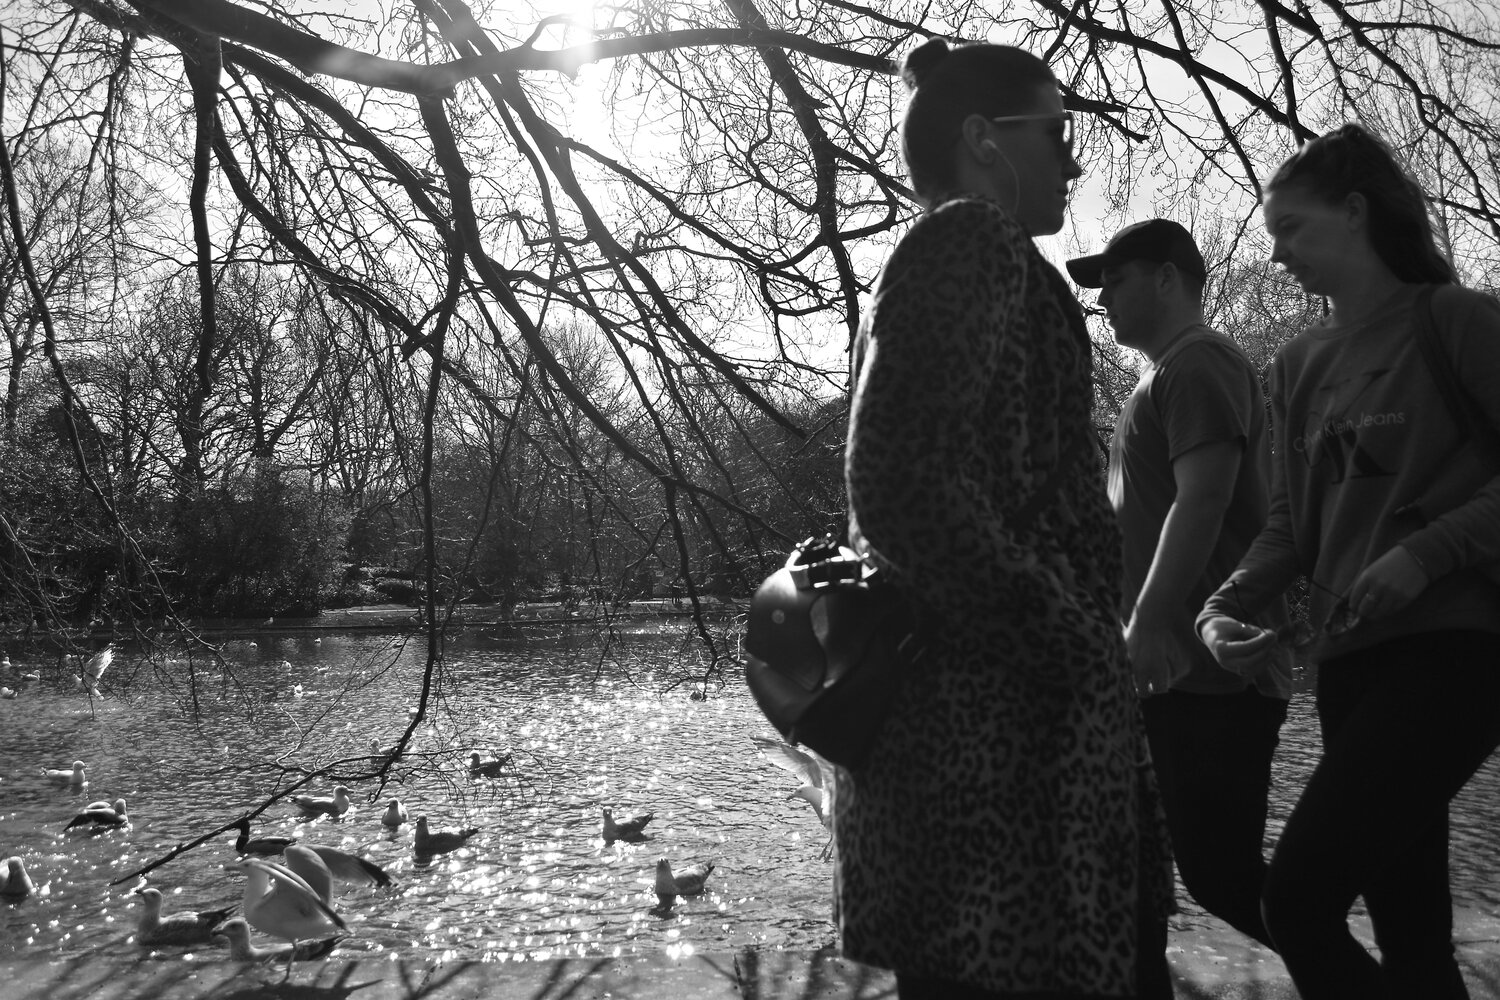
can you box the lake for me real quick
[2,623,1498,965]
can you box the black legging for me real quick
[1262,630,1500,999]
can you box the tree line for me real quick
[2,0,1497,666]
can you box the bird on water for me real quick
[224,846,347,981]
[232,816,296,857]
[134,886,235,947]
[414,816,479,857]
[290,785,351,819]
[653,857,715,910]
[0,857,35,899]
[42,760,87,785]
[212,916,340,963]
[64,798,128,832]
[602,807,654,844]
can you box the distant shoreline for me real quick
[1,598,748,644]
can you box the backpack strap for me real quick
[1411,285,1500,466]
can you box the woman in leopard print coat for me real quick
[840,40,1174,999]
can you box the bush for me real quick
[173,466,351,617]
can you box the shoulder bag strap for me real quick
[1412,285,1500,467]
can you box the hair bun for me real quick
[901,38,952,91]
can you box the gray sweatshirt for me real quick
[1199,282,1500,662]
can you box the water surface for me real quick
[2,629,1497,965]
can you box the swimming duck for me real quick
[232,817,296,857]
[134,886,235,946]
[468,752,509,777]
[413,816,478,856]
[0,857,35,899]
[653,858,715,908]
[64,798,127,831]
[211,916,340,963]
[380,799,408,828]
[42,760,87,785]
[602,807,654,844]
[290,785,351,819]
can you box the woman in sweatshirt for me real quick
[1198,123,1500,999]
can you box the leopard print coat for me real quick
[839,195,1174,996]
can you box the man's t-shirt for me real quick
[1109,327,1291,697]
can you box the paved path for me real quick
[7,911,1500,1000]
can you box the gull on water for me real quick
[224,847,346,981]
[0,857,35,899]
[290,785,351,819]
[232,817,296,857]
[602,807,654,844]
[751,735,836,859]
[381,799,408,828]
[42,760,87,785]
[212,916,340,963]
[468,752,509,777]
[299,844,395,889]
[64,798,128,831]
[134,886,235,946]
[653,858,715,909]
[414,816,478,857]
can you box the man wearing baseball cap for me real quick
[1069,220,1292,951]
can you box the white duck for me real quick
[134,886,235,946]
[289,785,351,819]
[223,847,346,980]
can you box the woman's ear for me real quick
[959,114,994,164]
[1344,191,1370,232]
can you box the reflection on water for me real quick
[0,627,838,963]
[2,632,1498,966]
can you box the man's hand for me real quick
[1199,614,1280,676]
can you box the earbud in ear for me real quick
[978,139,1000,162]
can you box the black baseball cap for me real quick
[1065,218,1207,288]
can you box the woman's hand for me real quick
[1344,545,1431,622]
[1125,611,1197,696]
[1198,615,1280,677]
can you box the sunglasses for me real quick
[1229,578,1359,650]
[987,111,1075,154]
